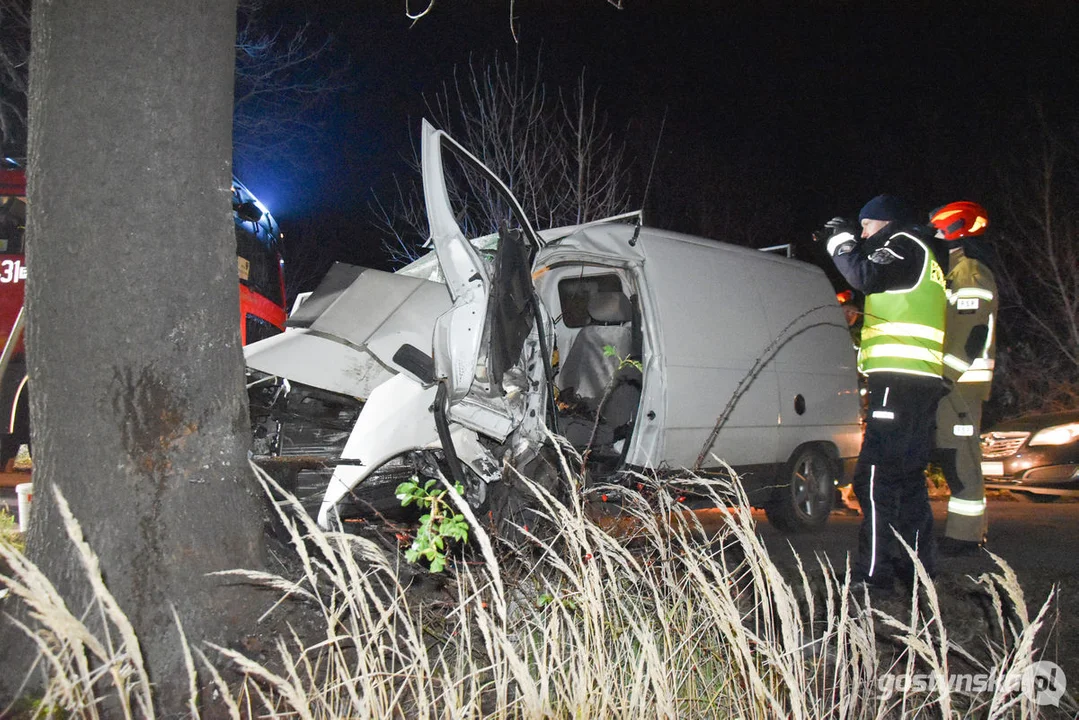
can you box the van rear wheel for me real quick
[766,446,834,532]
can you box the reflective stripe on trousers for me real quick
[853,373,940,581]
[937,384,988,543]
[868,464,878,577]
[947,496,986,517]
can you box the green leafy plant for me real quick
[603,344,642,372]
[0,506,23,553]
[395,475,470,573]
[537,591,578,612]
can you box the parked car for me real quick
[244,119,863,533]
[982,409,1079,500]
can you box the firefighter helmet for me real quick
[929,201,989,240]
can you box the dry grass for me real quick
[0,450,1066,719]
[0,487,153,719]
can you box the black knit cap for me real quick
[858,194,912,223]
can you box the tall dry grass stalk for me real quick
[0,454,1063,718]
[0,486,153,719]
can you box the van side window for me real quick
[557,274,624,327]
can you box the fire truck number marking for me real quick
[0,259,25,284]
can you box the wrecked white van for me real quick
[245,120,862,532]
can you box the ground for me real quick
[751,495,1079,701]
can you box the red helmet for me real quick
[929,201,989,240]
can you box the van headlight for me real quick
[1029,422,1079,446]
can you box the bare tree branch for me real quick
[233,3,349,165]
[369,182,429,267]
[991,105,1079,415]
[405,0,436,22]
[1,0,344,163]
[995,112,1079,369]
[373,53,634,266]
[0,0,30,153]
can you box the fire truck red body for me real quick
[0,166,287,465]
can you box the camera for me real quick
[812,217,857,244]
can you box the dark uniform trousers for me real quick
[853,372,943,585]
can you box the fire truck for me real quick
[0,163,287,466]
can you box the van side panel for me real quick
[636,232,780,469]
[537,223,861,481]
[759,265,863,463]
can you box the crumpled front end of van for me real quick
[245,119,556,529]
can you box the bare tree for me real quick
[373,54,634,266]
[997,144,1079,365]
[371,179,430,267]
[559,71,632,225]
[0,0,29,153]
[991,109,1079,415]
[0,0,344,163]
[0,0,267,714]
[233,2,348,166]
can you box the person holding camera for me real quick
[821,194,947,592]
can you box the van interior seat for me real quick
[557,290,642,456]
[558,291,633,403]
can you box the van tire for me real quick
[766,445,835,532]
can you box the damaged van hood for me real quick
[244,263,451,399]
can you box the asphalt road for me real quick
[752,496,1077,586]
[751,496,1079,698]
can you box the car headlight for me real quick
[1029,422,1079,446]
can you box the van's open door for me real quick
[421,119,549,443]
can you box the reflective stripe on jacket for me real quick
[941,250,998,400]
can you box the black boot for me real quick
[939,537,983,557]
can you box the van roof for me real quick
[399,214,827,283]
[541,217,825,277]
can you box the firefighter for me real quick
[928,201,996,555]
[822,194,947,590]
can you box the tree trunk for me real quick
[1,0,266,714]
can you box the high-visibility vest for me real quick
[859,232,947,378]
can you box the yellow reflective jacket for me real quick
[941,248,998,401]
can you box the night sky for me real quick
[234,0,1079,275]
